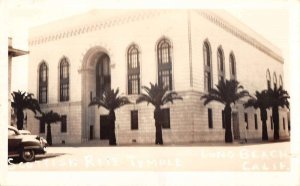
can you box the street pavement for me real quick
[8,141,291,172]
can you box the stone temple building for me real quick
[26,10,289,145]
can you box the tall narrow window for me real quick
[127,45,140,94]
[131,110,138,130]
[244,113,248,129]
[279,75,283,88]
[288,113,290,132]
[203,41,212,91]
[217,47,225,82]
[40,120,45,133]
[229,53,237,80]
[266,69,271,88]
[96,54,111,98]
[61,115,67,133]
[270,116,273,130]
[273,72,277,88]
[161,108,170,129]
[208,108,213,129]
[157,38,172,90]
[222,110,225,129]
[283,118,286,130]
[39,62,48,104]
[254,114,258,130]
[60,57,69,101]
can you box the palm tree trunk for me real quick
[46,123,52,146]
[109,110,117,145]
[16,109,24,130]
[154,107,163,145]
[224,104,233,143]
[272,106,280,140]
[260,108,268,141]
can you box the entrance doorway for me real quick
[100,115,110,140]
[81,47,112,142]
[232,112,240,140]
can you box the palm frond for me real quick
[89,87,131,111]
[201,79,249,106]
[35,110,61,124]
[162,91,183,105]
[137,82,183,108]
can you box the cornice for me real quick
[40,101,81,108]
[196,10,284,64]
[29,10,165,47]
[29,10,284,64]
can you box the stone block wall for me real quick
[27,101,82,144]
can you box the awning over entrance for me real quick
[8,37,29,57]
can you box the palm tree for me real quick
[89,88,131,145]
[201,80,250,143]
[11,91,41,130]
[35,110,61,146]
[267,85,290,140]
[136,83,183,145]
[245,90,270,141]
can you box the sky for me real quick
[7,0,290,92]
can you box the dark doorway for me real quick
[90,125,94,140]
[100,115,110,140]
[232,112,240,140]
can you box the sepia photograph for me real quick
[1,0,299,185]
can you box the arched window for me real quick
[266,69,271,88]
[273,72,277,88]
[203,40,212,91]
[217,46,225,82]
[127,44,140,94]
[59,57,69,101]
[229,52,236,80]
[96,54,111,98]
[39,62,48,103]
[157,38,172,90]
[279,75,283,88]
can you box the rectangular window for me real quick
[283,118,286,130]
[244,113,248,129]
[254,114,258,130]
[61,115,67,133]
[208,108,213,129]
[40,120,45,133]
[222,110,225,129]
[271,116,273,130]
[131,110,138,130]
[161,108,170,129]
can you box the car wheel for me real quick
[21,149,35,162]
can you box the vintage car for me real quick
[8,126,47,162]
[19,129,48,147]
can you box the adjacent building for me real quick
[26,10,289,145]
[8,37,29,126]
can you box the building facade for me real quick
[26,10,289,145]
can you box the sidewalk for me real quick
[51,138,290,147]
